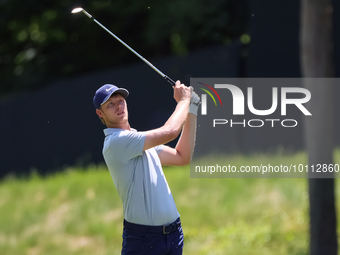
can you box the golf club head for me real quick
[71,7,92,19]
[71,7,83,13]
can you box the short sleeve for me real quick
[107,130,146,162]
[154,144,164,154]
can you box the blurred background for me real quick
[0,0,339,254]
[2,0,340,174]
[0,0,307,174]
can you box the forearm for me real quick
[175,113,197,163]
[162,99,190,136]
[143,99,189,151]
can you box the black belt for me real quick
[124,218,181,235]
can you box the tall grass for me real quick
[0,152,340,255]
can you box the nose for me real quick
[117,100,124,110]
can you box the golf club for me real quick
[71,7,176,86]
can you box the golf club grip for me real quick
[164,76,176,86]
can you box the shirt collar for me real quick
[103,128,137,136]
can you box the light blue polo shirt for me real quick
[102,128,180,226]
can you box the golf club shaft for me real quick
[79,9,176,86]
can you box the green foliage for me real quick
[1,152,339,254]
[0,0,248,98]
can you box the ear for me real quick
[96,108,103,118]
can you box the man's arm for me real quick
[158,113,197,166]
[158,90,199,166]
[142,80,191,151]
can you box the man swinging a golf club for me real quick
[93,80,199,255]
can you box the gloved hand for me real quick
[189,86,201,116]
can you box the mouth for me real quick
[117,111,125,116]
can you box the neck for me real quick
[107,121,131,130]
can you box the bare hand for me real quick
[173,80,191,103]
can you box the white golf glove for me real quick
[189,86,200,116]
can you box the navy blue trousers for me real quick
[121,218,184,255]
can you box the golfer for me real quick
[93,80,199,255]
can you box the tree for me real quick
[0,0,248,99]
[300,0,338,254]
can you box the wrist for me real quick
[177,98,191,104]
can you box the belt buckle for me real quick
[163,225,170,234]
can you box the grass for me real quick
[0,152,340,255]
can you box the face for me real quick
[96,94,129,128]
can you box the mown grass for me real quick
[1,152,340,255]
